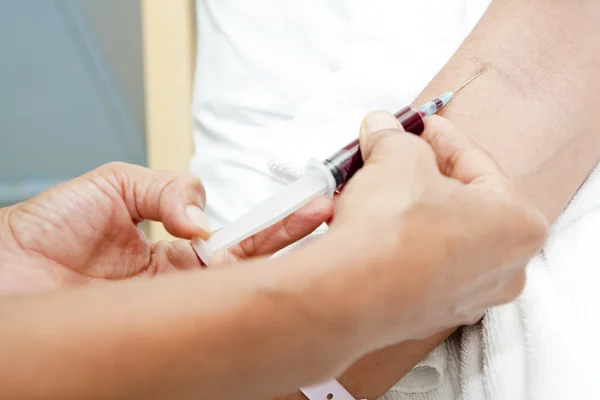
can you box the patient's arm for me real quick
[276,0,600,398]
[419,0,600,223]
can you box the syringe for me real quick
[193,71,483,264]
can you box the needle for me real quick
[453,70,484,94]
[417,70,485,117]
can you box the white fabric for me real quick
[191,0,360,229]
[191,0,488,229]
[192,1,600,399]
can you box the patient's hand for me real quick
[0,162,333,293]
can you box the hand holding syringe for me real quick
[193,72,483,264]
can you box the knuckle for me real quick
[93,162,134,188]
[503,272,527,302]
[164,172,206,203]
[524,212,549,249]
[187,174,207,203]
[444,146,490,179]
[444,146,469,176]
[506,199,549,251]
[486,182,549,256]
[98,161,131,173]
[183,173,205,192]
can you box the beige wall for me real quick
[141,0,196,241]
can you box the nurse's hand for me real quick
[0,163,332,294]
[331,111,548,342]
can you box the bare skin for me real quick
[0,112,546,400]
[276,0,600,399]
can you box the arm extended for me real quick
[0,231,377,400]
[278,0,600,398]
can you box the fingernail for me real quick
[363,111,401,135]
[185,205,211,238]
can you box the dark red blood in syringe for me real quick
[323,107,426,189]
[323,140,362,189]
[395,106,425,134]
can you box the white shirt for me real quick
[191,0,358,228]
[191,0,489,227]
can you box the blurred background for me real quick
[0,0,195,240]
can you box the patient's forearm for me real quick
[419,0,600,222]
[275,331,454,400]
[279,1,600,399]
[336,330,455,398]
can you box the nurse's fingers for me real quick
[420,116,506,184]
[147,240,204,273]
[211,196,334,264]
[94,162,211,240]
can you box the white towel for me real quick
[268,0,600,398]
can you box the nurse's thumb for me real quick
[95,162,211,240]
[359,110,435,170]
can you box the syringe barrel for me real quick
[396,106,427,134]
[323,106,426,189]
[323,140,362,190]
